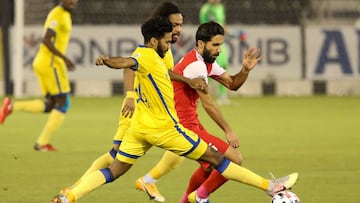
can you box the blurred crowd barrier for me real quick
[1,0,359,97]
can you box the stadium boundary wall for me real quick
[2,25,360,97]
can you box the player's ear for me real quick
[149,37,158,47]
[197,40,205,49]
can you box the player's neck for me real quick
[59,4,72,13]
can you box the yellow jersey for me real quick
[163,48,174,70]
[114,48,175,142]
[130,46,179,131]
[132,47,173,89]
[33,5,72,67]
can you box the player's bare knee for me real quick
[200,146,224,166]
[224,147,243,165]
[44,98,55,113]
[108,160,122,179]
[109,159,133,179]
[54,95,71,113]
[232,151,243,165]
[233,154,243,165]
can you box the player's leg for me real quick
[15,65,52,114]
[136,111,218,200]
[153,125,269,202]
[136,150,184,202]
[34,63,70,151]
[0,71,48,124]
[185,131,240,202]
[168,126,298,202]
[53,128,150,202]
[72,146,118,187]
[53,158,135,203]
[142,151,185,180]
[194,147,242,199]
[13,99,46,113]
[180,165,211,203]
[198,147,298,196]
[58,146,118,196]
[34,94,68,151]
[64,97,134,190]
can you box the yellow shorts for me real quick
[33,59,70,96]
[117,124,208,164]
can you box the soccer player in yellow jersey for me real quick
[56,2,206,202]
[0,0,78,151]
[52,17,298,203]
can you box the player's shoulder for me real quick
[132,47,162,65]
[48,6,70,19]
[181,50,203,64]
[48,6,62,15]
[133,46,153,57]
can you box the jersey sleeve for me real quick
[183,61,209,84]
[163,49,175,70]
[45,10,62,34]
[129,57,139,71]
[209,61,226,79]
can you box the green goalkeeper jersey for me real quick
[199,2,225,25]
[199,2,228,67]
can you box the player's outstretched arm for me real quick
[95,55,136,70]
[168,70,208,93]
[197,89,240,148]
[216,48,263,91]
[43,28,75,71]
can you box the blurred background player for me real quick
[199,0,230,105]
[0,0,77,151]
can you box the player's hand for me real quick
[96,55,110,66]
[241,48,263,72]
[225,130,240,148]
[64,57,75,71]
[121,97,135,118]
[189,77,208,93]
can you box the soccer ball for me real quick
[271,191,300,203]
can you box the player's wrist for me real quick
[126,91,137,99]
[240,67,249,74]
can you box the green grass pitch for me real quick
[0,96,359,203]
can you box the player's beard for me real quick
[203,47,217,63]
[171,33,180,44]
[156,43,166,58]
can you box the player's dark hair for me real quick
[141,17,173,43]
[195,21,224,44]
[150,1,181,18]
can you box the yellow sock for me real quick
[13,99,45,113]
[36,109,65,146]
[149,151,185,179]
[221,161,269,190]
[71,170,106,200]
[73,152,114,187]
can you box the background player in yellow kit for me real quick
[0,0,78,151]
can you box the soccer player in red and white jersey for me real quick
[176,21,264,203]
